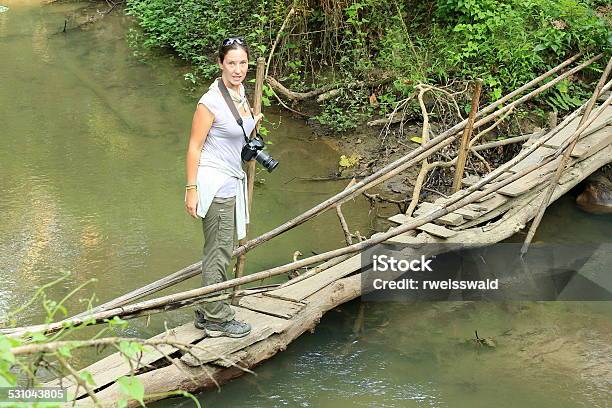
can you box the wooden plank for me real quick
[465,202,489,212]
[385,233,424,245]
[471,189,510,204]
[181,307,289,367]
[46,322,206,399]
[498,156,563,197]
[426,193,485,220]
[542,105,612,149]
[384,228,426,246]
[212,350,248,367]
[522,129,546,147]
[474,192,496,202]
[238,293,306,319]
[388,213,410,224]
[387,214,458,238]
[460,173,511,187]
[451,206,483,220]
[413,205,464,226]
[436,195,491,213]
[498,171,550,197]
[470,192,508,210]
[538,115,581,149]
[413,202,440,213]
[417,222,457,238]
[571,126,612,159]
[267,254,363,302]
[559,168,579,185]
[507,146,557,173]
[409,202,465,226]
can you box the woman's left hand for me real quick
[254,113,264,126]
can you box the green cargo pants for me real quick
[195,196,236,323]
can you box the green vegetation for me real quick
[125,0,610,132]
[0,272,201,407]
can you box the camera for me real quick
[241,135,279,172]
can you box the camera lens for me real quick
[255,150,279,172]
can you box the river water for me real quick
[0,2,610,407]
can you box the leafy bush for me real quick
[434,0,610,99]
[125,0,284,79]
[0,273,203,407]
[126,0,611,132]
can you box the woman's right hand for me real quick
[185,189,199,218]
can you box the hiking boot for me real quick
[194,310,207,330]
[203,319,252,338]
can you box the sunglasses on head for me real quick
[222,37,245,46]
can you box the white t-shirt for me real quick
[197,84,255,197]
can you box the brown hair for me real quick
[218,38,250,63]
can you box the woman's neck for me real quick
[221,77,240,93]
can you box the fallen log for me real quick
[72,266,365,407]
[472,132,542,151]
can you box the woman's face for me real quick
[219,48,249,88]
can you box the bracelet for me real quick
[185,185,197,191]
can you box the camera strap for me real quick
[217,78,254,144]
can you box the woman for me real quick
[185,38,262,338]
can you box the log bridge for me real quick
[5,55,612,406]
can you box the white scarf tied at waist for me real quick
[196,157,249,240]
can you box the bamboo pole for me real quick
[521,59,612,255]
[68,53,596,318]
[232,57,266,303]
[10,89,610,338]
[452,80,482,192]
[471,132,540,151]
[276,253,354,289]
